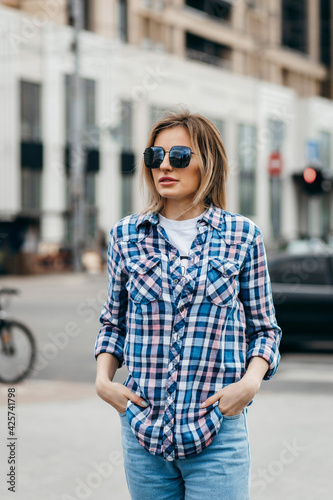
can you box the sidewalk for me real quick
[0,378,332,500]
[0,273,331,499]
[0,380,130,500]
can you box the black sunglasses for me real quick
[143,146,195,169]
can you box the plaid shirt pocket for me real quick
[206,258,240,307]
[126,255,162,304]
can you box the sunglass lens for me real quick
[144,147,164,169]
[169,147,192,168]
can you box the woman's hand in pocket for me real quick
[200,378,259,416]
[95,379,148,414]
[200,358,269,416]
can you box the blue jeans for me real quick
[119,408,250,500]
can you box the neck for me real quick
[160,201,206,220]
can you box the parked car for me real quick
[268,252,333,348]
[284,238,331,255]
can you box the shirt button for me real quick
[173,278,179,285]
[171,255,176,261]
[179,306,185,312]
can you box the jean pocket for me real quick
[126,255,162,304]
[206,258,239,307]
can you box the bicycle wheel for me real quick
[0,320,36,384]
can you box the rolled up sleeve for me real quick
[239,227,282,380]
[94,226,128,368]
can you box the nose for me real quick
[159,151,172,171]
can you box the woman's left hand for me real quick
[200,378,260,416]
[200,357,270,416]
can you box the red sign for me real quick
[268,152,282,177]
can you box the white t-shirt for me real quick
[158,212,205,275]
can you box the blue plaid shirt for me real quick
[95,204,281,461]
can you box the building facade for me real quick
[2,0,330,97]
[0,1,333,272]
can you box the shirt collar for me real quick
[136,204,225,232]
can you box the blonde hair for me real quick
[139,110,229,217]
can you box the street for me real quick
[0,272,332,500]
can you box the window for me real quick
[68,0,90,30]
[268,119,285,152]
[269,256,329,285]
[84,79,97,143]
[238,124,256,216]
[206,116,225,144]
[319,131,332,170]
[119,101,134,218]
[186,33,232,68]
[282,0,308,54]
[20,81,42,212]
[118,100,133,151]
[208,117,224,137]
[320,0,331,65]
[85,172,96,206]
[119,0,128,42]
[21,169,41,211]
[186,0,232,22]
[20,81,41,142]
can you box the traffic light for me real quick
[301,167,331,195]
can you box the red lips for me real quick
[159,176,178,182]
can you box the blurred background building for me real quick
[0,0,333,273]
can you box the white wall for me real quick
[0,9,20,217]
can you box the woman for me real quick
[95,111,282,500]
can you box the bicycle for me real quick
[0,288,36,384]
